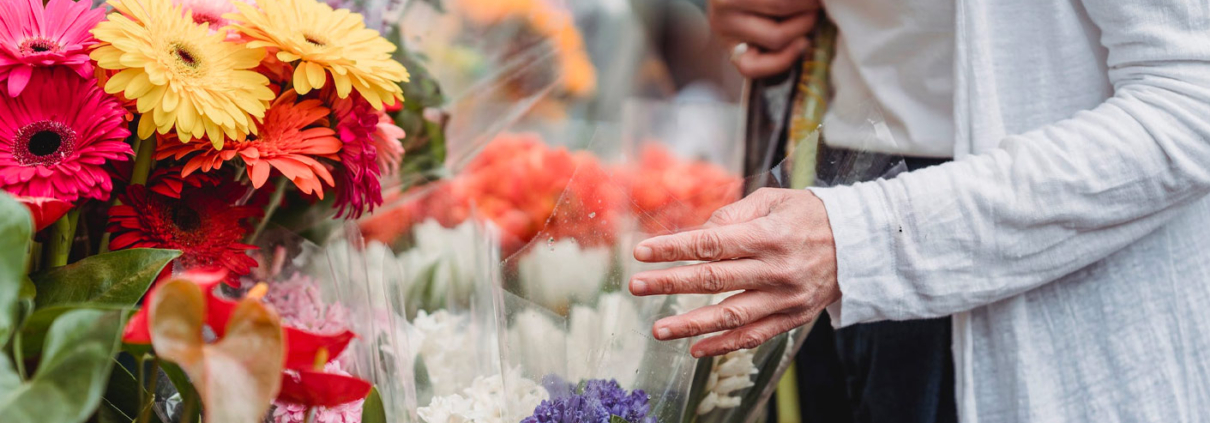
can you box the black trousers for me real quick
[790,156,957,423]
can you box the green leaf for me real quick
[30,249,180,310]
[18,277,34,301]
[611,415,634,423]
[101,360,144,422]
[0,192,33,345]
[680,356,715,423]
[0,309,126,423]
[17,304,129,360]
[361,386,387,423]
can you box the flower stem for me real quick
[304,406,316,423]
[43,209,79,268]
[180,390,199,423]
[130,133,157,186]
[138,357,160,423]
[248,178,288,244]
[12,331,26,380]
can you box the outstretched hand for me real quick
[629,188,839,357]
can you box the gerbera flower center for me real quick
[13,120,76,167]
[18,38,61,55]
[170,42,202,70]
[170,202,203,232]
[302,33,328,47]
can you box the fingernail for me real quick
[631,279,648,295]
[690,349,703,358]
[635,245,653,261]
[656,327,671,340]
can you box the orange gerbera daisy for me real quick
[157,90,341,197]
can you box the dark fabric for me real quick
[834,318,957,423]
[790,154,957,423]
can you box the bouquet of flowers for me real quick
[0,0,442,420]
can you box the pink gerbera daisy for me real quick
[0,0,106,96]
[0,68,132,203]
[372,110,405,177]
[172,0,252,38]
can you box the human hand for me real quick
[629,188,839,357]
[709,0,820,78]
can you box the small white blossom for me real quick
[417,367,549,423]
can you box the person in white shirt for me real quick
[629,0,1210,422]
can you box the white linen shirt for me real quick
[810,1,1210,422]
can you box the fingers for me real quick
[729,37,809,79]
[690,312,815,357]
[712,10,817,52]
[651,291,779,341]
[630,259,771,296]
[634,222,767,263]
[704,188,780,228]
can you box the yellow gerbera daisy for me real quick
[90,0,275,148]
[226,0,409,110]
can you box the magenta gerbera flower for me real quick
[0,0,106,96]
[0,68,132,203]
[330,92,384,219]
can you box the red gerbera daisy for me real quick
[107,183,260,286]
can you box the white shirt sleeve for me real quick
[811,0,1210,327]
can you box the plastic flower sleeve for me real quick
[396,0,588,172]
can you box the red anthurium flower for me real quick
[282,329,356,371]
[278,368,372,408]
[16,197,71,231]
[123,269,371,408]
[123,269,229,344]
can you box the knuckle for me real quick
[693,231,725,260]
[683,318,705,337]
[738,331,766,350]
[719,305,746,329]
[697,265,726,293]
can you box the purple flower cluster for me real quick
[522,379,655,423]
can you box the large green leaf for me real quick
[17,304,128,359]
[0,192,32,345]
[30,249,179,310]
[361,386,387,423]
[0,309,126,423]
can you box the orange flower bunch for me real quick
[623,144,744,235]
[362,134,744,254]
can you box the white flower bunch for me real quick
[417,367,549,423]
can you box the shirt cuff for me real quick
[809,182,903,328]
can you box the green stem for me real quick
[136,355,146,413]
[775,363,801,423]
[179,391,199,423]
[304,406,315,423]
[130,133,157,186]
[138,358,160,423]
[248,177,288,244]
[43,209,78,268]
[13,331,26,380]
[98,232,111,254]
[28,241,41,273]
